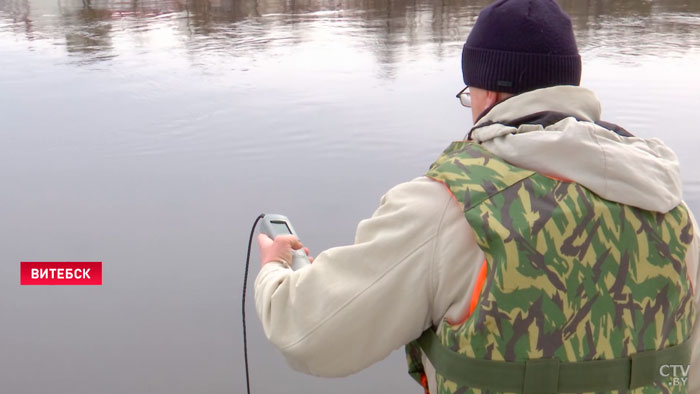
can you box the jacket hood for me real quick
[470,86,683,213]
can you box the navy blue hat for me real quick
[462,0,581,94]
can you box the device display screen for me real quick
[270,221,293,235]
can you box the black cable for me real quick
[243,213,265,394]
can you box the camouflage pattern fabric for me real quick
[406,141,696,394]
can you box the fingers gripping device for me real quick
[258,214,311,271]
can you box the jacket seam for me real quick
[279,233,438,351]
[430,188,456,320]
[590,127,609,196]
[463,174,538,213]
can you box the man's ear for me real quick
[485,90,501,109]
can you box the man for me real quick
[255,0,699,392]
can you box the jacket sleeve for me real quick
[254,177,483,377]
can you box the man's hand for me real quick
[257,234,314,267]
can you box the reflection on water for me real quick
[1,1,700,394]
[3,0,700,66]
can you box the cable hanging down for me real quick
[242,213,265,394]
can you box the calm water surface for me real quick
[1,1,699,393]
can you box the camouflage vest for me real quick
[406,141,696,394]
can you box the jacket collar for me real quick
[463,85,684,213]
[469,86,602,142]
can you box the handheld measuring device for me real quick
[259,214,311,271]
[242,213,311,394]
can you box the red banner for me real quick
[21,262,102,285]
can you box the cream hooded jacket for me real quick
[255,86,700,393]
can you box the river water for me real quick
[1,1,699,393]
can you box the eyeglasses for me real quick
[456,86,471,108]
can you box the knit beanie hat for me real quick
[462,0,581,94]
